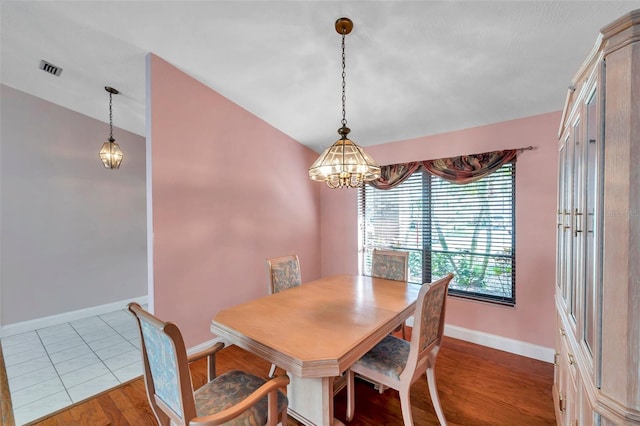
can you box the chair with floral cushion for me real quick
[265,254,302,378]
[345,273,454,426]
[266,254,302,294]
[371,248,409,282]
[128,303,289,426]
[371,249,409,339]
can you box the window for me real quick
[358,163,516,305]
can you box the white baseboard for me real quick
[187,337,230,356]
[444,324,555,363]
[0,296,148,338]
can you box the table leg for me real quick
[287,375,344,426]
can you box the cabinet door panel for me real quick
[570,119,583,326]
[557,142,567,299]
[579,377,594,426]
[562,133,573,307]
[583,84,602,378]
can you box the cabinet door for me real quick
[557,319,577,426]
[582,83,602,382]
[560,132,573,309]
[579,376,595,426]
[557,141,567,298]
[570,118,584,326]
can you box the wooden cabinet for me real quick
[554,9,640,426]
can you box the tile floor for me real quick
[1,307,144,425]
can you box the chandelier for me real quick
[99,86,124,169]
[308,17,381,189]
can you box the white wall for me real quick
[0,84,147,326]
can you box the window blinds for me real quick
[359,163,516,305]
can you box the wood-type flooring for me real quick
[28,335,555,426]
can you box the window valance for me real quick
[367,148,529,189]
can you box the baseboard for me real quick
[0,296,148,338]
[403,317,553,362]
[444,324,555,363]
[191,329,554,365]
[187,337,230,356]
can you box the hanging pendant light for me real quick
[99,86,124,169]
[308,17,381,189]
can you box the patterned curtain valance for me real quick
[423,149,518,185]
[366,162,422,190]
[367,148,523,189]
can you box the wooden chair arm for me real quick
[188,374,290,426]
[188,341,225,382]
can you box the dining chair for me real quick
[128,303,289,426]
[346,273,454,426]
[371,248,409,339]
[266,254,302,294]
[265,254,301,378]
[371,248,409,282]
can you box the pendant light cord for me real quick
[108,91,114,142]
[341,30,347,128]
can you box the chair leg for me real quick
[268,363,277,378]
[399,386,414,426]
[279,405,288,426]
[426,366,447,426]
[346,369,355,422]
[267,390,278,426]
[401,322,406,340]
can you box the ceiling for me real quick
[2,1,639,153]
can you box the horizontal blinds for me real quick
[430,165,513,255]
[359,163,515,305]
[360,173,426,251]
[430,164,515,304]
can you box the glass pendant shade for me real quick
[309,133,381,189]
[99,139,123,169]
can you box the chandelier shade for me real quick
[99,86,123,169]
[308,17,380,189]
[309,127,381,189]
[99,139,123,169]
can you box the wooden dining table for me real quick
[210,274,420,426]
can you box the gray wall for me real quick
[0,84,147,325]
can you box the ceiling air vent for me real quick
[39,60,62,76]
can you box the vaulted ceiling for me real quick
[2,1,638,153]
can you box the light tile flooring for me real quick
[1,308,144,425]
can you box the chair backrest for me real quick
[266,255,301,294]
[128,303,196,426]
[371,249,409,281]
[402,273,454,382]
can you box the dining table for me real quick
[210,274,421,426]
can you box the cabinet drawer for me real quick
[558,323,578,380]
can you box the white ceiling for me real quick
[2,1,639,153]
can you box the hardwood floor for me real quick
[1,344,15,426]
[28,336,555,426]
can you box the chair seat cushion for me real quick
[194,370,288,425]
[355,335,410,380]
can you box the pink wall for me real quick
[149,54,321,347]
[320,111,561,348]
[148,50,559,350]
